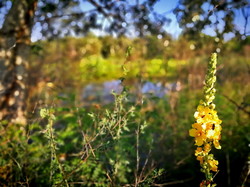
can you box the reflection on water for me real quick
[82,80,181,105]
[82,80,123,104]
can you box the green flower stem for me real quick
[201,53,217,108]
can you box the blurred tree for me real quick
[0,0,170,124]
[145,35,168,59]
[0,0,37,124]
[174,0,250,40]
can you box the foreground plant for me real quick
[189,53,222,187]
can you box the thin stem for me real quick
[135,124,140,187]
[48,116,69,187]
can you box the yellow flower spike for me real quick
[190,53,222,186]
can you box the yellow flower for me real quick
[195,106,221,126]
[213,140,221,149]
[204,143,211,153]
[195,144,211,157]
[214,124,222,134]
[194,105,212,124]
[197,156,204,164]
[195,147,203,156]
[206,129,215,139]
[189,123,206,146]
[208,159,218,172]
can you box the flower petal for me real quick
[189,129,196,137]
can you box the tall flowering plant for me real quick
[189,53,222,187]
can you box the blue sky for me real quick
[78,0,250,40]
[155,0,250,40]
[146,0,250,39]
[152,0,182,38]
[78,0,183,38]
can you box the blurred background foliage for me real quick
[0,0,250,186]
[1,33,248,186]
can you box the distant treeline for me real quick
[31,33,250,61]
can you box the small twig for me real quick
[76,108,96,158]
[68,182,86,184]
[174,154,191,169]
[226,152,231,186]
[241,169,250,187]
[8,153,22,170]
[87,0,110,18]
[152,177,193,186]
[106,172,113,184]
[222,94,250,117]
[86,0,128,26]
[212,170,220,182]
[137,148,152,184]
[36,12,93,22]
[208,0,225,15]
[135,126,140,187]
[47,114,69,187]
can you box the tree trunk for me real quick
[0,0,37,124]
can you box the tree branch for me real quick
[152,177,193,186]
[222,94,250,117]
[36,12,92,22]
[86,0,110,18]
